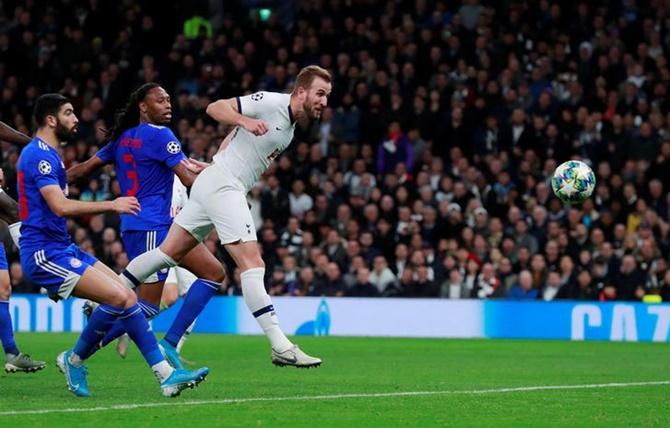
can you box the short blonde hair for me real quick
[294,65,332,90]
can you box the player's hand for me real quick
[0,168,4,187]
[181,158,210,174]
[112,196,141,215]
[241,117,268,136]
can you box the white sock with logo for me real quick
[152,360,174,383]
[241,268,293,352]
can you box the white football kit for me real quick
[175,91,296,244]
[166,175,198,295]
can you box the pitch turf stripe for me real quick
[1,380,669,417]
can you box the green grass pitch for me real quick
[1,333,669,427]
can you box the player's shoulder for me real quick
[140,124,182,157]
[143,123,177,141]
[247,91,289,106]
[21,139,56,161]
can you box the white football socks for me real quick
[8,222,21,248]
[122,248,177,288]
[152,360,175,383]
[241,268,293,352]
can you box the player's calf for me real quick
[160,278,222,368]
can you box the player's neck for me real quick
[139,112,152,124]
[34,130,59,149]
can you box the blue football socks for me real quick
[0,300,19,355]
[164,279,218,347]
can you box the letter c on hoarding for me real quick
[571,305,601,340]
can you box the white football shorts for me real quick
[174,162,258,244]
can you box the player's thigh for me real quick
[73,265,135,308]
[224,240,265,272]
[159,221,205,263]
[172,198,214,258]
[92,260,126,286]
[206,188,258,246]
[180,243,226,283]
[20,244,116,303]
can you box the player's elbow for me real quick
[205,101,223,118]
[206,99,233,119]
[51,204,67,217]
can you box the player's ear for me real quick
[138,100,148,114]
[297,86,307,102]
[46,114,57,128]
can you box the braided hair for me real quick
[105,82,161,141]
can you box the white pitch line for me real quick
[1,380,669,417]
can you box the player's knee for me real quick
[208,265,226,283]
[124,289,138,307]
[110,287,137,309]
[242,255,264,271]
[0,285,10,301]
[197,258,226,283]
[160,244,184,264]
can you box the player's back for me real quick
[16,138,70,251]
[97,123,185,231]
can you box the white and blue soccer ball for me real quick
[551,160,596,203]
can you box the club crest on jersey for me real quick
[38,160,52,175]
[69,258,82,268]
[251,92,264,101]
[166,141,181,154]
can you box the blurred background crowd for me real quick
[1,0,670,301]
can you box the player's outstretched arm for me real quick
[180,158,210,174]
[0,121,31,146]
[39,184,140,217]
[66,155,106,183]
[206,98,268,136]
[172,161,199,187]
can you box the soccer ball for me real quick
[551,160,596,203]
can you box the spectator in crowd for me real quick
[542,271,563,302]
[310,262,345,297]
[369,255,397,296]
[508,270,539,300]
[345,268,379,297]
[440,269,468,299]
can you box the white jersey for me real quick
[213,91,296,192]
[170,175,188,218]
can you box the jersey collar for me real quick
[34,137,57,152]
[288,105,296,124]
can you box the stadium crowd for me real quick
[1,0,670,302]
